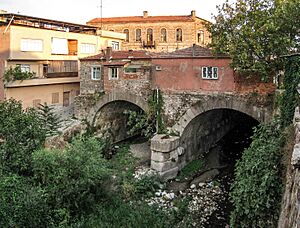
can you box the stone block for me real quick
[158,167,179,181]
[150,134,180,152]
[151,160,177,172]
[151,151,170,162]
[291,144,300,168]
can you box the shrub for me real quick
[0,99,46,175]
[0,174,49,228]
[4,66,35,82]
[230,120,284,227]
[32,137,111,216]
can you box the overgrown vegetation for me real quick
[0,99,191,227]
[280,55,300,127]
[4,66,35,82]
[230,55,300,227]
[125,89,166,138]
[230,119,284,227]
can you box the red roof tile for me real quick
[81,50,152,61]
[88,15,198,24]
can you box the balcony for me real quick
[142,40,156,49]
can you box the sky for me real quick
[0,0,227,24]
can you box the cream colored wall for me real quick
[5,82,79,109]
[8,26,124,60]
[9,26,101,60]
[6,61,42,77]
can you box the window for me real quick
[111,41,120,50]
[20,39,43,52]
[52,92,59,104]
[91,66,101,80]
[124,67,137,73]
[147,28,153,43]
[109,67,119,80]
[51,38,77,55]
[198,30,204,45]
[80,43,96,54]
[176,28,183,42]
[16,64,30,73]
[202,67,218,79]
[136,29,141,42]
[161,28,167,42]
[51,38,68,54]
[124,29,129,42]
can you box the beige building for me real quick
[87,10,211,52]
[0,12,125,109]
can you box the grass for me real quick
[177,159,204,181]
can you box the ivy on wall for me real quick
[125,89,165,138]
[280,55,300,128]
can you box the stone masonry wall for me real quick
[80,60,104,94]
[278,108,300,228]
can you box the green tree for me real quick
[4,66,35,82]
[0,99,46,175]
[209,0,300,79]
[37,103,61,136]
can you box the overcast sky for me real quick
[1,0,227,24]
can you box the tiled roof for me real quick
[154,45,229,58]
[88,15,197,24]
[81,50,152,61]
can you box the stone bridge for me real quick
[75,88,274,179]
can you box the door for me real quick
[63,91,70,107]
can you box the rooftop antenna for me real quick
[100,0,103,30]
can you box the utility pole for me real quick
[100,0,103,30]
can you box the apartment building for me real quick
[87,10,211,53]
[0,12,125,109]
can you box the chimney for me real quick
[106,47,112,61]
[143,11,148,18]
[191,10,196,19]
[192,44,196,57]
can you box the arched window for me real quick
[176,28,182,42]
[161,28,167,42]
[124,29,129,42]
[136,29,141,42]
[147,28,153,44]
[198,30,204,45]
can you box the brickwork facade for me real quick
[87,11,211,52]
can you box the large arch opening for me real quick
[93,100,145,143]
[176,108,259,226]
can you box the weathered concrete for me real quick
[278,107,300,228]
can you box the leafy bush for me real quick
[4,66,35,82]
[230,120,284,227]
[0,99,46,175]
[0,174,50,228]
[32,137,111,216]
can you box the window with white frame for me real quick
[109,67,119,80]
[20,39,43,52]
[80,43,96,54]
[16,64,30,73]
[202,67,218,79]
[51,37,68,54]
[111,41,120,50]
[91,66,101,80]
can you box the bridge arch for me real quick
[86,90,149,126]
[172,95,272,135]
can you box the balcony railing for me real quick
[142,40,156,49]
